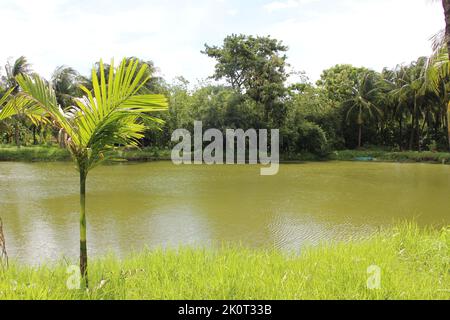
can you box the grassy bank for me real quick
[0,145,171,162]
[0,145,71,161]
[2,145,450,164]
[331,149,450,164]
[0,223,448,300]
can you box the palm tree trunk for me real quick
[399,117,403,150]
[358,124,362,149]
[79,170,88,288]
[409,96,418,150]
[409,115,415,150]
[415,102,420,151]
[441,1,450,149]
[32,126,37,145]
[14,122,20,147]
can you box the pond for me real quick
[1,161,449,264]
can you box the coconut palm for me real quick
[2,57,33,145]
[3,56,32,93]
[16,58,168,287]
[51,66,88,109]
[344,72,383,148]
[381,68,410,149]
[391,58,429,150]
[437,0,450,60]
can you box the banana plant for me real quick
[16,58,168,287]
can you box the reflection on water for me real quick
[0,161,449,264]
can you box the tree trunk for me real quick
[358,124,362,149]
[409,114,415,151]
[443,0,450,60]
[415,101,420,151]
[32,126,37,145]
[14,122,20,147]
[0,217,8,269]
[79,170,88,288]
[441,1,450,151]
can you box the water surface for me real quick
[1,161,448,264]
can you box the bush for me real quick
[296,121,329,156]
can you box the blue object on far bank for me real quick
[354,157,374,161]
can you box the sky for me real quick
[0,0,445,85]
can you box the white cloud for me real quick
[263,0,317,13]
[0,0,221,82]
[227,9,239,16]
[0,0,444,84]
[265,0,444,81]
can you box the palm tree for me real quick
[0,88,14,119]
[51,66,88,109]
[2,57,33,146]
[439,0,450,60]
[16,58,168,287]
[344,72,383,148]
[3,56,32,93]
[424,50,450,148]
[382,67,410,149]
[0,87,45,123]
[391,58,429,150]
[427,8,450,149]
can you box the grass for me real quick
[3,145,450,164]
[0,145,71,161]
[0,145,171,162]
[331,149,450,164]
[0,223,448,300]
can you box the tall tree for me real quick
[2,57,33,146]
[317,65,369,103]
[3,56,31,93]
[17,58,168,287]
[203,34,289,124]
[392,58,428,150]
[441,0,450,60]
[344,72,383,148]
[51,66,87,109]
[427,1,450,149]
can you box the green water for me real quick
[0,161,449,264]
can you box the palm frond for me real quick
[16,58,168,172]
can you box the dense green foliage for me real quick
[1,32,449,157]
[1,223,448,300]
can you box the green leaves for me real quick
[344,72,383,124]
[16,58,168,172]
[0,88,15,120]
[203,34,288,123]
[0,87,47,124]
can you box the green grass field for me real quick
[0,223,448,300]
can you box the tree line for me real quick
[1,32,449,156]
